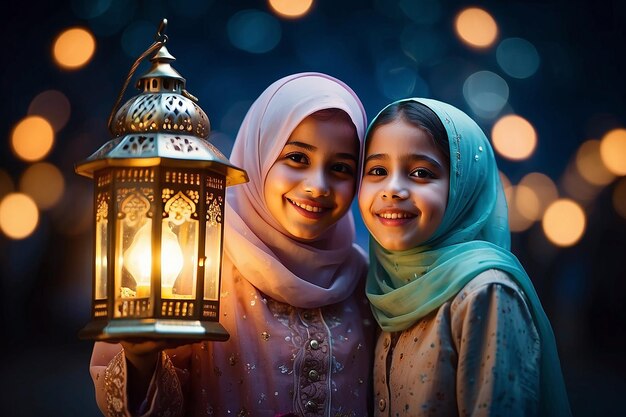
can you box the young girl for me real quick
[90,73,374,416]
[359,98,571,417]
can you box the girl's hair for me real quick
[367,101,450,164]
[310,108,351,122]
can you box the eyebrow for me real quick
[285,141,317,152]
[286,141,357,162]
[365,153,444,169]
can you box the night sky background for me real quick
[1,1,625,416]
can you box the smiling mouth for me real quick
[375,210,417,225]
[287,198,330,215]
[377,212,415,220]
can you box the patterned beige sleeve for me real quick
[451,270,541,417]
[104,350,184,417]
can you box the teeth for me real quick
[290,199,323,213]
[379,212,413,219]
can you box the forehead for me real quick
[288,114,359,153]
[366,119,437,155]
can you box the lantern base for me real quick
[79,319,229,342]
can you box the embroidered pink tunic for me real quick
[91,257,375,417]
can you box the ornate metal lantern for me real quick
[77,20,247,341]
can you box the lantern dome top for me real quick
[76,20,248,187]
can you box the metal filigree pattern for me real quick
[206,193,223,226]
[119,135,156,155]
[96,194,109,222]
[164,191,195,225]
[129,94,159,131]
[112,93,209,138]
[120,192,151,227]
[165,136,201,154]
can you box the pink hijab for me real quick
[224,72,367,308]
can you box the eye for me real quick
[285,152,309,164]
[331,163,355,176]
[410,168,435,179]
[367,166,387,176]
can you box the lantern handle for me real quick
[107,19,169,136]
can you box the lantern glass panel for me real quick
[203,219,222,301]
[161,217,198,299]
[204,177,225,302]
[114,177,155,318]
[95,192,109,300]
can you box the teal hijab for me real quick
[365,98,571,417]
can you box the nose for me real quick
[304,168,330,197]
[382,175,409,200]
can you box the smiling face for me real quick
[264,112,359,242]
[359,118,450,251]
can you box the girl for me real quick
[90,73,374,417]
[359,98,571,417]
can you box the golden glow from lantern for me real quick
[53,27,96,70]
[491,115,537,160]
[518,172,559,220]
[455,8,498,49]
[575,140,615,185]
[268,0,313,18]
[10,116,55,161]
[123,222,184,296]
[19,162,65,210]
[542,199,586,247]
[613,178,626,219]
[0,193,39,239]
[600,128,626,175]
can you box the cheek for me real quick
[357,183,376,212]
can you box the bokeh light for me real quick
[0,193,39,239]
[491,114,537,160]
[518,172,559,220]
[399,0,442,25]
[53,27,96,70]
[455,7,498,49]
[166,0,213,18]
[496,37,540,79]
[83,0,136,36]
[401,26,446,66]
[561,163,602,203]
[0,170,14,200]
[28,90,71,132]
[19,163,66,210]
[463,71,509,119]
[613,178,626,219]
[505,185,534,232]
[600,128,626,175]
[120,20,154,58]
[11,116,55,162]
[71,0,112,19]
[542,199,586,246]
[227,10,281,54]
[515,184,541,221]
[575,140,615,186]
[376,55,429,100]
[268,0,313,18]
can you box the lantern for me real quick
[77,20,247,341]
